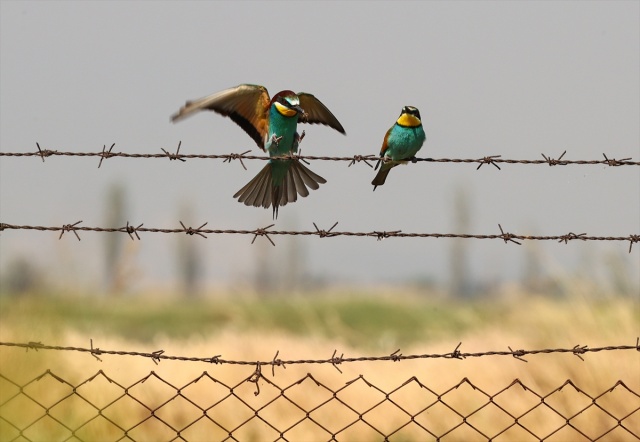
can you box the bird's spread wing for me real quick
[171,84,271,149]
[297,93,346,135]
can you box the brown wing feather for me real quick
[374,128,393,171]
[171,84,271,150]
[297,93,346,135]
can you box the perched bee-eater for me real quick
[372,106,426,190]
[171,84,345,218]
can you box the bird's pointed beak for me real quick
[294,105,307,118]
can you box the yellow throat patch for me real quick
[396,113,421,127]
[274,101,298,117]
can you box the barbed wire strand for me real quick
[2,222,638,252]
[1,144,639,168]
[1,339,638,371]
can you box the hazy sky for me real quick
[1,1,638,291]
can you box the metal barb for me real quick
[508,346,528,363]
[348,155,375,168]
[290,147,311,166]
[89,339,103,362]
[27,341,44,352]
[602,153,632,166]
[35,142,55,162]
[313,221,339,238]
[390,349,402,362]
[59,220,83,241]
[98,143,116,168]
[558,232,587,244]
[330,350,344,373]
[271,350,285,377]
[251,224,275,246]
[541,150,568,166]
[36,142,46,162]
[498,224,521,245]
[125,221,143,241]
[476,155,502,170]
[179,221,208,239]
[161,141,186,162]
[572,344,588,361]
[374,230,401,241]
[629,235,639,253]
[449,342,463,360]
[223,149,251,170]
[151,350,164,365]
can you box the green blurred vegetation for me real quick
[2,285,637,352]
[0,292,511,349]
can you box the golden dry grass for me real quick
[0,292,638,441]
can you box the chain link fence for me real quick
[1,367,639,441]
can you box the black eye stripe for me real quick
[401,106,420,118]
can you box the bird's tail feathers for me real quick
[371,167,392,191]
[233,160,326,219]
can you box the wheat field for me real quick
[0,290,638,441]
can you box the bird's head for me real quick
[401,106,421,120]
[397,106,422,127]
[271,91,305,118]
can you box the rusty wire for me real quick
[0,144,638,168]
[1,222,639,252]
[1,339,638,369]
[0,368,637,441]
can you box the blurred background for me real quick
[1,1,638,299]
[1,2,638,440]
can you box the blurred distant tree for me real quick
[0,257,42,295]
[254,234,275,295]
[604,249,636,297]
[449,185,472,298]
[177,203,203,298]
[522,240,544,291]
[521,241,564,295]
[104,183,127,295]
[284,237,301,293]
[283,216,309,294]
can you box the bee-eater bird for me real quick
[171,84,345,218]
[372,106,426,190]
